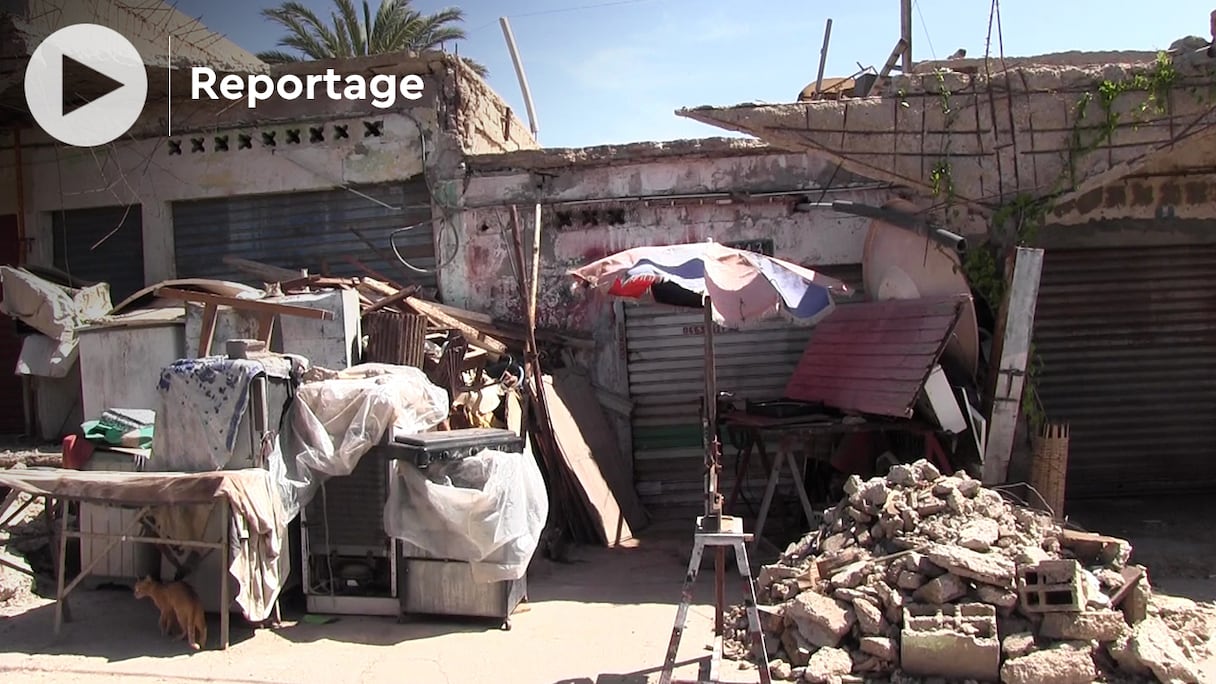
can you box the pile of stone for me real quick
[723,459,1215,683]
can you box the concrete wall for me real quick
[0,51,535,288]
[1050,132,1216,225]
[439,142,896,334]
[0,111,431,284]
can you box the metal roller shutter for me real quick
[625,264,864,518]
[1034,243,1216,496]
[171,179,436,290]
[52,205,145,303]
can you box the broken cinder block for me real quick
[1018,559,1086,613]
[900,603,1000,682]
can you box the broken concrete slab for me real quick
[897,570,926,591]
[1059,529,1133,569]
[786,591,856,648]
[1129,616,1204,684]
[975,583,1019,611]
[924,543,1017,588]
[1000,641,1097,684]
[1039,609,1129,642]
[780,626,813,667]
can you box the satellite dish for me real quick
[862,200,981,379]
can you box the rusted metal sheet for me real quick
[625,264,864,517]
[783,297,965,418]
[1033,243,1216,497]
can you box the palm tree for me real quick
[257,0,487,77]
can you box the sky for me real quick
[173,0,1213,148]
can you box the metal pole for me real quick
[814,18,833,99]
[499,17,539,137]
[703,299,720,527]
[900,0,913,71]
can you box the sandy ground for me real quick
[0,493,1213,684]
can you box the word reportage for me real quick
[192,67,424,109]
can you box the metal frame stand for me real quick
[658,300,771,684]
[658,514,771,684]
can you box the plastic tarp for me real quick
[385,447,549,583]
[276,363,449,521]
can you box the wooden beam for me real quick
[222,256,305,283]
[363,285,419,314]
[404,296,508,357]
[982,247,1045,484]
[155,288,334,321]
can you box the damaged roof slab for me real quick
[678,49,1216,210]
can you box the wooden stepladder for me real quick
[659,514,772,684]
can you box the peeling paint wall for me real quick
[440,150,896,333]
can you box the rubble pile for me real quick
[723,459,1216,683]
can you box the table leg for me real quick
[726,439,754,514]
[220,503,230,650]
[753,446,785,547]
[714,546,726,635]
[53,498,69,635]
[786,450,817,528]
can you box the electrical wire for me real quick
[912,0,938,60]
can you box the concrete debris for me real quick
[1038,609,1128,642]
[787,591,856,648]
[1000,641,1097,684]
[913,572,969,605]
[719,458,1216,682]
[1129,616,1204,684]
[803,647,852,683]
[1002,632,1036,659]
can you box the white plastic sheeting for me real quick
[0,266,111,378]
[385,448,548,583]
[276,363,449,521]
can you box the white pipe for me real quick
[499,17,539,138]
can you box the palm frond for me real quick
[333,0,366,56]
[257,49,304,64]
[458,56,488,78]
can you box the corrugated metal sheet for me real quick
[51,205,145,303]
[172,180,436,290]
[0,216,24,433]
[1034,243,1216,497]
[784,297,965,418]
[625,263,864,517]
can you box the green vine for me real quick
[931,69,959,204]
[964,52,1179,434]
[1067,51,1178,187]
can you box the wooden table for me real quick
[718,411,953,547]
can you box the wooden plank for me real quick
[222,256,304,283]
[404,296,507,357]
[255,312,276,345]
[198,303,218,357]
[363,286,419,314]
[983,247,1046,484]
[155,288,334,321]
[427,301,494,325]
[342,256,405,291]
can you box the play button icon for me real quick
[24,24,149,147]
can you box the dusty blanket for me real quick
[0,468,286,622]
[152,357,274,471]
